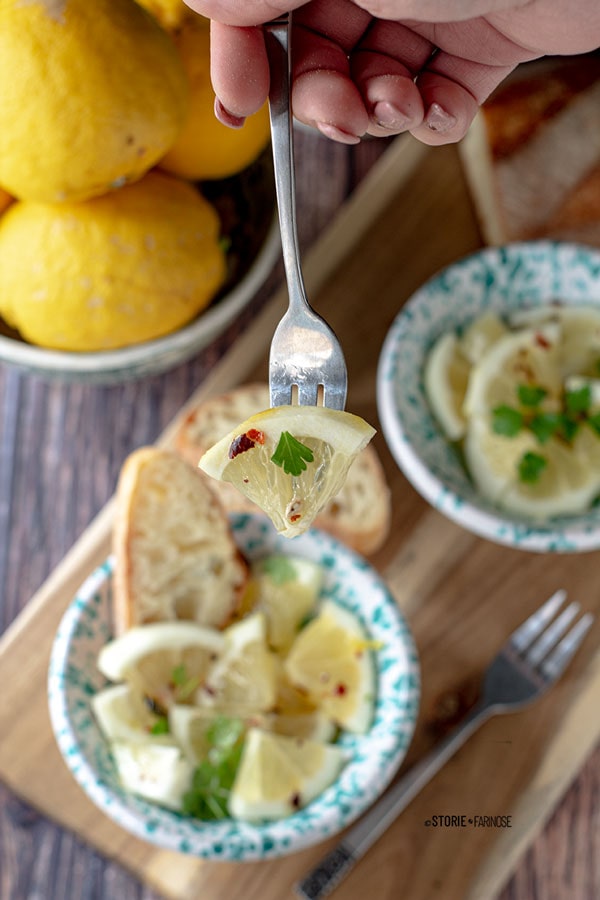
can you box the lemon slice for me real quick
[509,306,600,377]
[284,601,376,734]
[111,741,193,810]
[97,622,225,711]
[252,555,323,652]
[91,683,173,744]
[459,311,508,365]
[424,332,471,441]
[198,406,375,537]
[228,728,346,821]
[168,704,267,765]
[464,323,562,419]
[269,659,337,742]
[465,418,600,518]
[200,613,278,714]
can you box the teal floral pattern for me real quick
[48,514,420,860]
[377,241,600,553]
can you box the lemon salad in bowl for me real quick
[377,241,600,552]
[48,448,419,859]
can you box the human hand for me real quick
[184,0,600,145]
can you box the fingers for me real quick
[184,0,307,27]
[210,21,269,119]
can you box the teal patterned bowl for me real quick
[48,514,419,860]
[377,241,600,553]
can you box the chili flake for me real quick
[228,429,264,460]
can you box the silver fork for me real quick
[296,589,594,900]
[264,14,348,410]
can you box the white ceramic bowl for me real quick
[0,218,279,384]
[48,514,419,860]
[377,241,600,553]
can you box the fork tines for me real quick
[510,589,594,681]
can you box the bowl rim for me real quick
[47,515,420,860]
[0,216,280,378]
[376,239,600,553]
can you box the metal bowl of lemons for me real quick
[48,513,419,860]
[377,241,600,553]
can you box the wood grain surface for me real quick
[0,132,598,900]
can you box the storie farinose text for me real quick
[424,815,512,828]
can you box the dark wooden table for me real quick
[0,130,597,900]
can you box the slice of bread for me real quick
[459,53,600,246]
[174,383,392,555]
[112,447,248,635]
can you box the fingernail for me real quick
[425,102,457,134]
[316,122,361,145]
[372,101,411,131]
[214,97,245,129]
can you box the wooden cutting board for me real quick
[0,137,598,900]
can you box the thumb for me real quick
[184,1,308,27]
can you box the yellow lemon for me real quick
[0,171,227,351]
[135,0,189,30]
[0,0,187,202]
[0,188,12,216]
[159,14,271,180]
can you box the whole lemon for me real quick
[0,0,188,203]
[0,171,227,351]
[135,0,189,30]
[0,189,12,215]
[159,15,271,181]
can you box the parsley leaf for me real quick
[517,384,547,407]
[492,405,523,437]
[529,412,563,444]
[181,717,245,821]
[565,384,591,414]
[170,663,201,701]
[271,431,314,476]
[518,451,548,484]
[149,716,169,736]
[588,413,600,436]
[260,555,297,585]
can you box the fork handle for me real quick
[295,701,494,900]
[264,15,309,310]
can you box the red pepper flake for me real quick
[334,683,347,696]
[246,429,265,444]
[534,332,551,349]
[229,432,259,459]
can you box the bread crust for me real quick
[112,447,248,635]
[173,383,391,555]
[459,53,600,247]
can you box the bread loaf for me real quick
[112,447,248,634]
[459,53,600,246]
[174,383,392,555]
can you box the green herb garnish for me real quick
[271,431,314,476]
[181,717,245,820]
[565,384,592,414]
[492,405,523,437]
[490,380,600,482]
[149,716,169,735]
[528,412,563,444]
[517,384,547,407]
[260,555,297,585]
[170,663,201,701]
[588,413,600,436]
[518,451,548,484]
